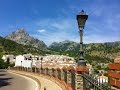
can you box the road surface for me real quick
[0,69,37,90]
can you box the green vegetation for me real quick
[0,35,120,69]
[49,40,120,64]
[0,58,14,69]
[0,36,55,68]
[0,36,52,56]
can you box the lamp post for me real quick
[76,10,88,66]
[21,61,22,67]
[21,61,22,71]
[41,57,43,73]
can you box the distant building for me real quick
[31,55,42,67]
[35,55,76,68]
[108,56,120,89]
[7,54,76,69]
[2,55,15,63]
[15,55,32,68]
[97,74,108,83]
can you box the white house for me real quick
[35,55,76,68]
[15,55,32,68]
[97,75,108,83]
[2,55,15,63]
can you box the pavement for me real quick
[0,69,37,90]
[10,70,65,90]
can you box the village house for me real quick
[15,54,32,68]
[2,54,76,69]
[35,55,76,69]
[2,55,15,64]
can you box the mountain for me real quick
[5,29,47,50]
[49,40,120,63]
[0,36,51,57]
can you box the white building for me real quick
[14,54,76,68]
[2,55,15,63]
[35,55,76,68]
[97,75,108,83]
[15,55,32,68]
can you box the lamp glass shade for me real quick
[77,14,88,28]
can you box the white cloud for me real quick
[30,2,120,46]
[30,15,120,46]
[37,29,46,33]
[30,18,79,45]
[84,34,120,44]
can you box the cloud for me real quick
[30,14,120,46]
[30,0,120,46]
[30,18,79,45]
[84,34,120,44]
[37,29,46,33]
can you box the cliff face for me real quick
[5,29,47,50]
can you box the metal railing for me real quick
[9,66,111,90]
[82,73,111,90]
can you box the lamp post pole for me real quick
[41,57,43,73]
[21,61,22,67]
[76,10,88,66]
[21,61,22,71]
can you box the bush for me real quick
[0,58,15,69]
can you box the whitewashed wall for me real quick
[15,55,32,68]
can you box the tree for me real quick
[0,58,7,69]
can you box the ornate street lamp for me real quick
[21,61,23,71]
[76,10,88,66]
[21,61,22,67]
[41,57,43,69]
[41,57,43,70]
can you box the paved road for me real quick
[17,71,63,90]
[0,69,37,90]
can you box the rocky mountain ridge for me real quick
[3,29,120,63]
[5,29,47,50]
[49,40,120,63]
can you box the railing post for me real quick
[57,68,61,80]
[63,67,68,84]
[42,68,44,74]
[46,68,48,75]
[35,67,37,73]
[31,67,33,72]
[67,69,72,89]
[43,68,45,74]
[38,68,40,74]
[48,68,52,76]
[61,69,64,80]
[26,67,28,72]
[75,67,85,90]
[55,69,58,78]
[71,70,76,90]
[44,68,47,75]
[36,68,38,73]
[23,67,24,71]
[75,71,83,90]
[39,68,42,74]
[52,68,54,77]
[47,68,49,75]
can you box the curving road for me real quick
[0,69,37,90]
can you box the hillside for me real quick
[1,29,120,64]
[49,40,120,63]
[0,36,51,57]
[5,29,47,50]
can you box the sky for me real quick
[0,0,120,46]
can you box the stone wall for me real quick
[11,66,89,90]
